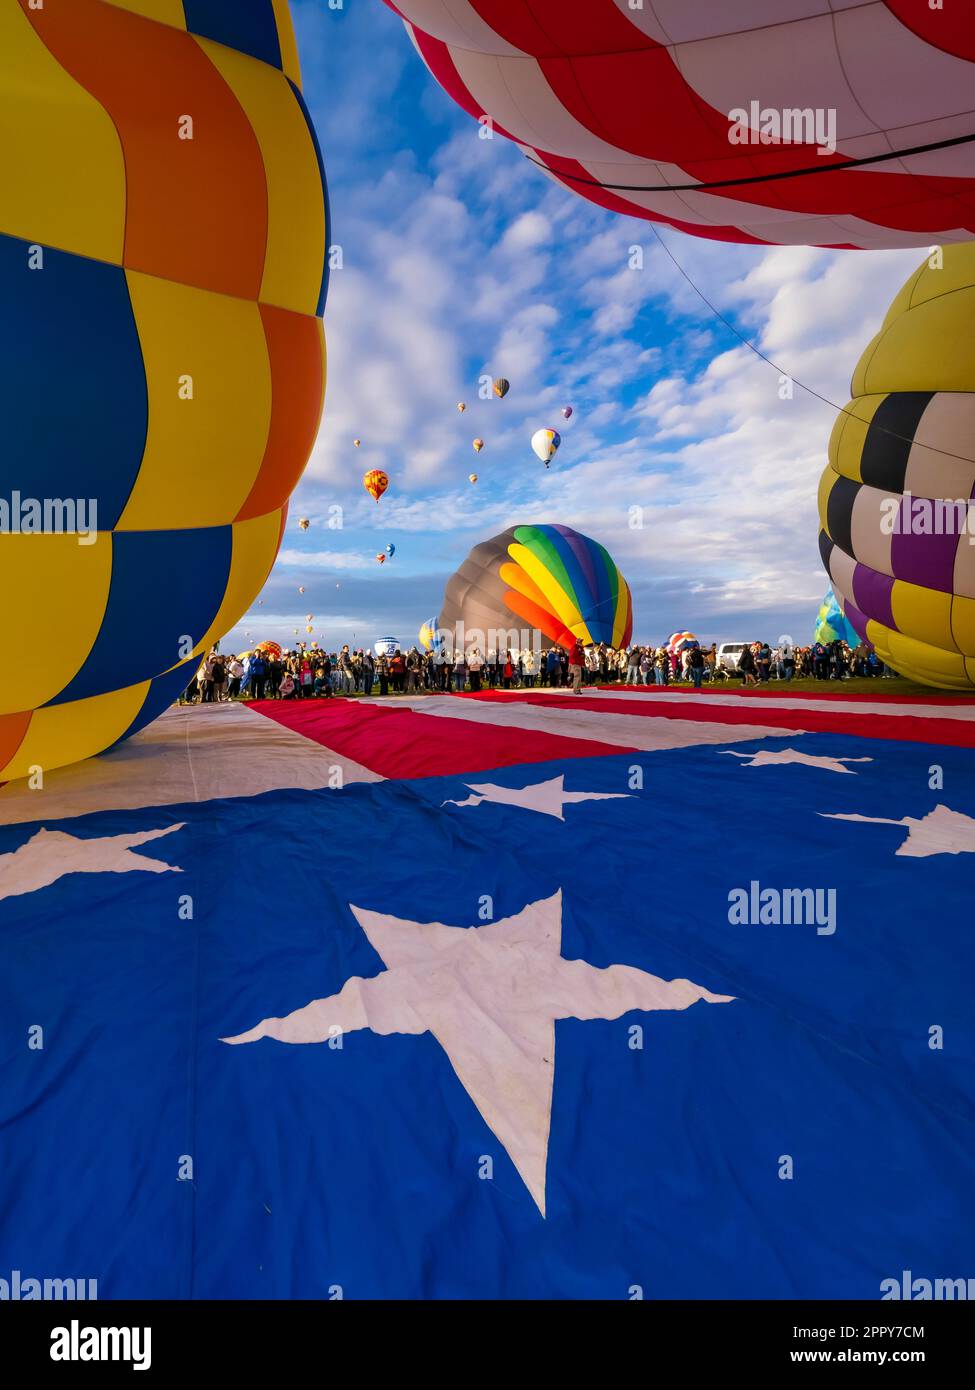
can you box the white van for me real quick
[716,642,748,674]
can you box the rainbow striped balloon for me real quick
[440,524,633,652]
[0,0,328,782]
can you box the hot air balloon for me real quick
[666,632,700,657]
[531,429,561,467]
[298,519,311,532]
[562,406,573,420]
[472,439,484,454]
[384,1,975,251]
[305,625,314,634]
[385,543,396,558]
[813,586,859,647]
[363,469,389,503]
[375,553,386,565]
[439,524,632,654]
[493,378,510,399]
[374,637,401,657]
[457,402,466,413]
[298,586,305,594]
[418,618,440,652]
[354,438,361,447]
[306,614,314,622]
[0,2,329,785]
[469,474,478,485]
[255,641,282,661]
[818,243,975,688]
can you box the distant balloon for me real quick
[374,636,401,657]
[472,438,484,454]
[375,553,386,565]
[306,625,314,633]
[363,469,389,503]
[469,473,478,484]
[298,518,310,531]
[531,428,561,467]
[258,600,263,606]
[385,543,395,557]
[440,523,632,652]
[418,618,441,652]
[457,402,466,413]
[561,405,573,419]
[493,378,509,399]
[298,586,305,594]
[353,438,361,447]
[306,614,313,622]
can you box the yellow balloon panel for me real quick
[0,4,125,263]
[118,271,272,530]
[197,37,326,315]
[0,535,112,715]
[1,683,150,783]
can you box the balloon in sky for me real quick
[375,553,386,565]
[0,0,329,783]
[472,438,484,454]
[418,618,440,652]
[468,473,478,484]
[818,243,975,688]
[353,438,361,447]
[298,586,305,594]
[561,406,573,420]
[306,614,313,622]
[385,543,395,557]
[439,524,632,652]
[457,402,466,413]
[531,429,561,467]
[374,637,400,657]
[813,586,860,647]
[493,378,510,399]
[305,625,314,634]
[363,469,389,503]
[299,519,311,531]
[384,1,975,250]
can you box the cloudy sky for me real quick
[225,0,926,656]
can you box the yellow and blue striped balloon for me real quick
[0,0,328,781]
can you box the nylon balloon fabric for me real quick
[0,0,328,781]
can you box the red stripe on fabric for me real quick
[469,0,656,59]
[245,698,633,776]
[590,686,975,705]
[464,691,975,747]
[884,0,975,62]
[409,26,519,139]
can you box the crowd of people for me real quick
[182,636,893,705]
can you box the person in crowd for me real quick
[626,646,641,685]
[502,648,515,689]
[467,646,483,692]
[568,636,585,693]
[737,643,758,686]
[688,643,705,689]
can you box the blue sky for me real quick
[225,0,927,656]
